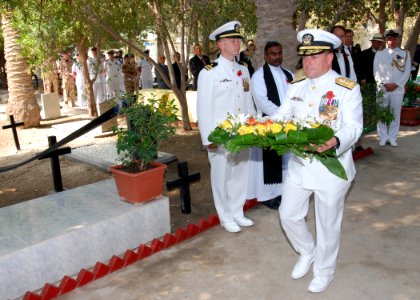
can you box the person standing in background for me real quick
[189,44,210,90]
[197,21,255,233]
[248,41,293,210]
[374,29,411,147]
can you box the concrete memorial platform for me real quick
[0,179,170,300]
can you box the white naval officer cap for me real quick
[297,29,341,56]
[209,21,243,41]
[370,33,384,41]
[384,29,401,37]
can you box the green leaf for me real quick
[318,156,348,181]
[286,130,308,144]
[304,125,334,141]
[208,128,230,144]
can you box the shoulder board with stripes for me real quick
[237,61,248,67]
[204,62,218,70]
[291,76,306,84]
[335,77,357,90]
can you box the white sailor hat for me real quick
[297,29,341,56]
[209,21,243,41]
[370,33,384,41]
[384,29,401,37]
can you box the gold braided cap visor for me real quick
[298,45,332,56]
[216,33,243,40]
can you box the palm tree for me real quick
[254,0,298,71]
[2,13,40,128]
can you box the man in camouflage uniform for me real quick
[58,51,76,107]
[122,54,137,95]
[42,56,59,93]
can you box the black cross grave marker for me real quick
[2,115,24,150]
[166,161,200,214]
[39,136,71,192]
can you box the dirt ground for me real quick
[0,114,215,232]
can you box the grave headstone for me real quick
[98,101,118,133]
[40,93,61,119]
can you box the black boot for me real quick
[260,195,282,210]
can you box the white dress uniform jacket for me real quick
[275,70,363,187]
[373,47,411,143]
[104,59,121,103]
[197,55,255,225]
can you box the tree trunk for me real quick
[2,13,40,128]
[255,0,298,71]
[405,14,420,60]
[377,0,387,34]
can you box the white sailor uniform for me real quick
[197,55,255,226]
[373,47,411,144]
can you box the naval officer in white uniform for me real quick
[374,29,411,147]
[197,21,256,233]
[273,29,363,293]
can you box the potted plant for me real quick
[111,93,178,203]
[401,80,420,124]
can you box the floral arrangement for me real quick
[208,114,348,180]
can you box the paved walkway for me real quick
[51,126,419,299]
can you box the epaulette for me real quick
[238,61,248,67]
[290,76,306,84]
[335,77,357,90]
[204,62,218,70]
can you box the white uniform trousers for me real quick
[377,91,404,143]
[207,146,250,225]
[279,179,351,278]
[106,81,121,105]
[76,84,86,107]
[93,81,106,104]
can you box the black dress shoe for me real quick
[261,195,282,210]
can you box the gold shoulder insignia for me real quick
[291,76,306,84]
[204,62,218,70]
[335,77,357,90]
[238,61,248,67]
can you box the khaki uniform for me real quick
[42,58,59,93]
[122,61,137,94]
[59,58,75,106]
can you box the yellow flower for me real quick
[270,123,283,134]
[238,125,254,135]
[284,123,297,133]
[255,124,267,135]
[220,120,233,130]
[312,123,320,128]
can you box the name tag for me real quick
[291,96,304,102]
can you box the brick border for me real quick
[23,199,259,300]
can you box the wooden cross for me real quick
[166,161,200,214]
[39,136,71,192]
[2,115,24,150]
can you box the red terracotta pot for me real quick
[400,106,420,126]
[111,161,167,204]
